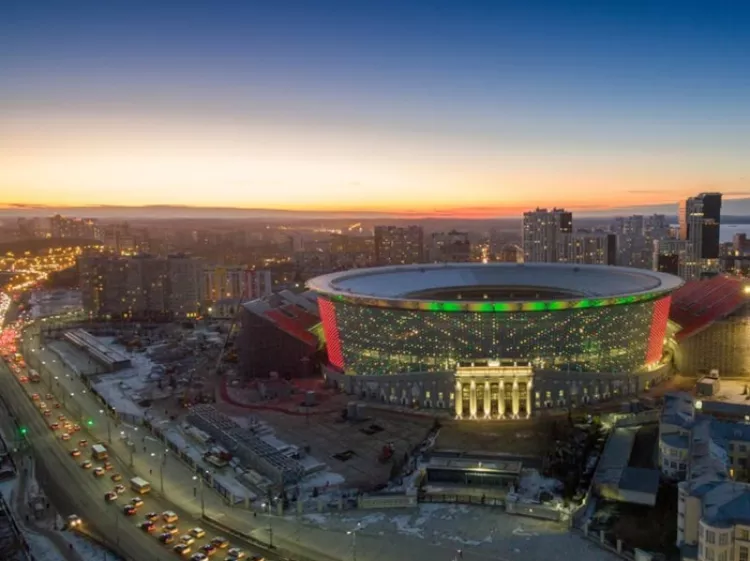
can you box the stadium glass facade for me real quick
[318,295,671,375]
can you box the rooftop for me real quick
[308,263,682,310]
[669,275,749,341]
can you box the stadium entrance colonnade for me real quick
[454,364,533,420]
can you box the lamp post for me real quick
[151,449,168,493]
[347,522,362,561]
[100,409,111,444]
[192,473,205,517]
[261,502,274,547]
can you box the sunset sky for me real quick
[2,1,749,216]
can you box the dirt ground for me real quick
[217,396,436,489]
[435,417,551,458]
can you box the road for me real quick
[5,328,287,561]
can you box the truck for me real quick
[130,477,151,494]
[91,444,108,461]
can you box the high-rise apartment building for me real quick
[49,215,99,239]
[679,193,722,259]
[652,239,701,280]
[429,230,471,262]
[522,208,573,263]
[558,230,617,265]
[202,267,273,304]
[78,253,203,319]
[614,214,669,269]
[374,226,424,265]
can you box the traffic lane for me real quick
[29,345,295,561]
[0,362,173,561]
[23,363,256,560]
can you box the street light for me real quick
[100,409,111,444]
[150,449,168,493]
[346,522,362,561]
[261,502,274,548]
[192,474,205,517]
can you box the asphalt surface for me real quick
[8,326,289,561]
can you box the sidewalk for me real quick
[12,455,84,561]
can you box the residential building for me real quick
[522,208,572,262]
[615,214,670,269]
[374,225,425,265]
[78,253,203,319]
[675,193,723,279]
[558,230,616,265]
[429,230,471,262]
[653,239,702,280]
[202,267,273,304]
[49,215,99,239]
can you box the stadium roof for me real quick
[669,275,749,341]
[242,291,320,347]
[307,263,682,312]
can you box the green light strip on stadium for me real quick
[325,291,665,312]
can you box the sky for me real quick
[2,1,750,217]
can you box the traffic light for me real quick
[19,426,28,436]
[86,419,93,426]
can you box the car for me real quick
[58,415,66,421]
[61,433,71,441]
[45,393,53,400]
[54,402,61,409]
[81,460,92,469]
[189,528,206,539]
[31,393,40,401]
[104,492,118,502]
[123,505,137,516]
[200,544,217,557]
[43,410,52,417]
[226,549,245,560]
[78,439,88,447]
[93,467,105,477]
[159,533,175,544]
[249,556,264,561]
[70,449,81,457]
[174,544,192,556]
[103,462,113,471]
[49,422,59,430]
[115,484,126,494]
[162,511,179,523]
[139,521,155,532]
[19,376,28,383]
[163,524,180,535]
[210,537,229,549]
[180,535,195,546]
[71,424,81,432]
[189,554,207,561]
[66,514,82,528]
[111,473,123,482]
[144,512,159,521]
[130,497,144,508]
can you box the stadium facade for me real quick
[308,263,683,420]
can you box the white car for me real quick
[190,527,206,539]
[226,549,244,559]
[180,535,196,546]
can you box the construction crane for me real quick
[181,285,249,407]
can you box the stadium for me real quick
[308,263,683,419]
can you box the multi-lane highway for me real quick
[1,331,281,561]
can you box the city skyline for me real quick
[3,1,750,216]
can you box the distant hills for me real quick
[0,198,748,221]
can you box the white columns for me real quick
[512,379,520,418]
[498,383,505,417]
[525,380,533,419]
[469,380,477,419]
[455,381,463,419]
[483,381,491,419]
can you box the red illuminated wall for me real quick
[317,298,345,371]
[646,296,672,364]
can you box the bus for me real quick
[28,369,41,383]
[91,444,108,461]
[130,477,151,494]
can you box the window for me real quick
[705,546,715,561]
[718,551,727,561]
[706,530,716,544]
[738,529,749,541]
[741,445,747,453]
[740,545,749,561]
[719,533,729,546]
